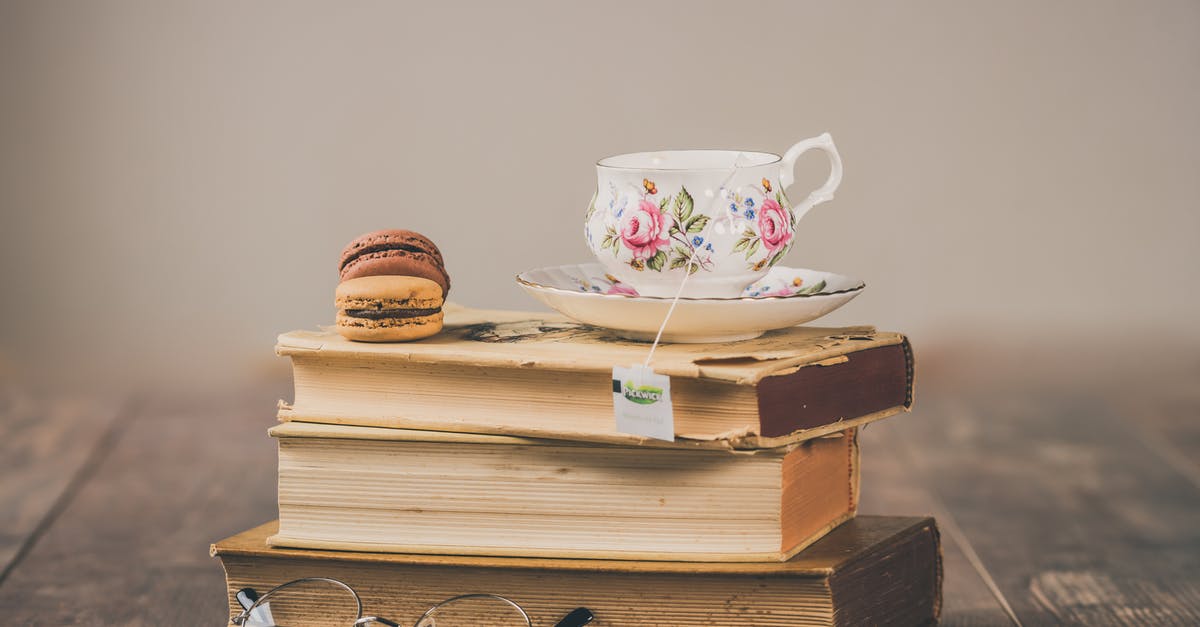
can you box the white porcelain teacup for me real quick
[584,134,842,298]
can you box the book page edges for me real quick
[267,420,805,453]
[775,510,856,562]
[274,404,905,449]
[214,517,935,576]
[263,534,806,563]
[778,430,859,560]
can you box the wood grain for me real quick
[876,387,1200,626]
[1103,359,1200,494]
[0,384,285,625]
[0,386,120,583]
[859,420,1015,626]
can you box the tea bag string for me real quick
[642,153,749,368]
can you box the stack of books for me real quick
[212,306,941,625]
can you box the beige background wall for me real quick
[2,1,1198,391]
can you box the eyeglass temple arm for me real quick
[235,588,276,626]
[554,607,595,627]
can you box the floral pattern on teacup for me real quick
[569,272,641,296]
[743,276,827,298]
[732,180,796,271]
[595,180,715,274]
[592,178,795,275]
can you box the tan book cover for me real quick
[277,304,913,448]
[214,516,942,627]
[267,422,859,562]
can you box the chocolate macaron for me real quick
[339,229,450,296]
[335,275,445,342]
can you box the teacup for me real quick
[584,134,842,298]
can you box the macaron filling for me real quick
[343,307,442,320]
[340,243,436,271]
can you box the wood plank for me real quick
[0,384,121,582]
[0,383,285,624]
[859,419,1015,626]
[1102,358,1200,492]
[884,389,1200,626]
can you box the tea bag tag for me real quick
[612,364,675,441]
[609,152,748,444]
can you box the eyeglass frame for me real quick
[229,576,595,627]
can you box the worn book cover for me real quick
[277,305,914,448]
[214,516,942,627]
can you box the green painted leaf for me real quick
[659,197,670,212]
[686,215,710,234]
[669,255,689,270]
[687,261,700,275]
[606,232,622,253]
[775,191,784,204]
[768,250,785,268]
[743,227,756,238]
[647,250,668,272]
[732,239,750,253]
[601,235,613,249]
[800,279,827,294]
[674,187,694,222]
[745,239,760,258]
[669,224,681,236]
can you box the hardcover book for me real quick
[276,305,913,447]
[214,516,942,627]
[269,422,859,562]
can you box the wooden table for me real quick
[1,355,1198,625]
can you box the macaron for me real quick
[335,275,445,342]
[339,229,450,296]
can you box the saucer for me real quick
[516,263,865,343]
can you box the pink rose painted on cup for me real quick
[619,199,672,260]
[757,198,793,252]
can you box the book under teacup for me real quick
[276,305,912,447]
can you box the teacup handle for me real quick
[779,132,843,222]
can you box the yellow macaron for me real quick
[335,275,444,342]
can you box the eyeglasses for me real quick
[230,577,596,627]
